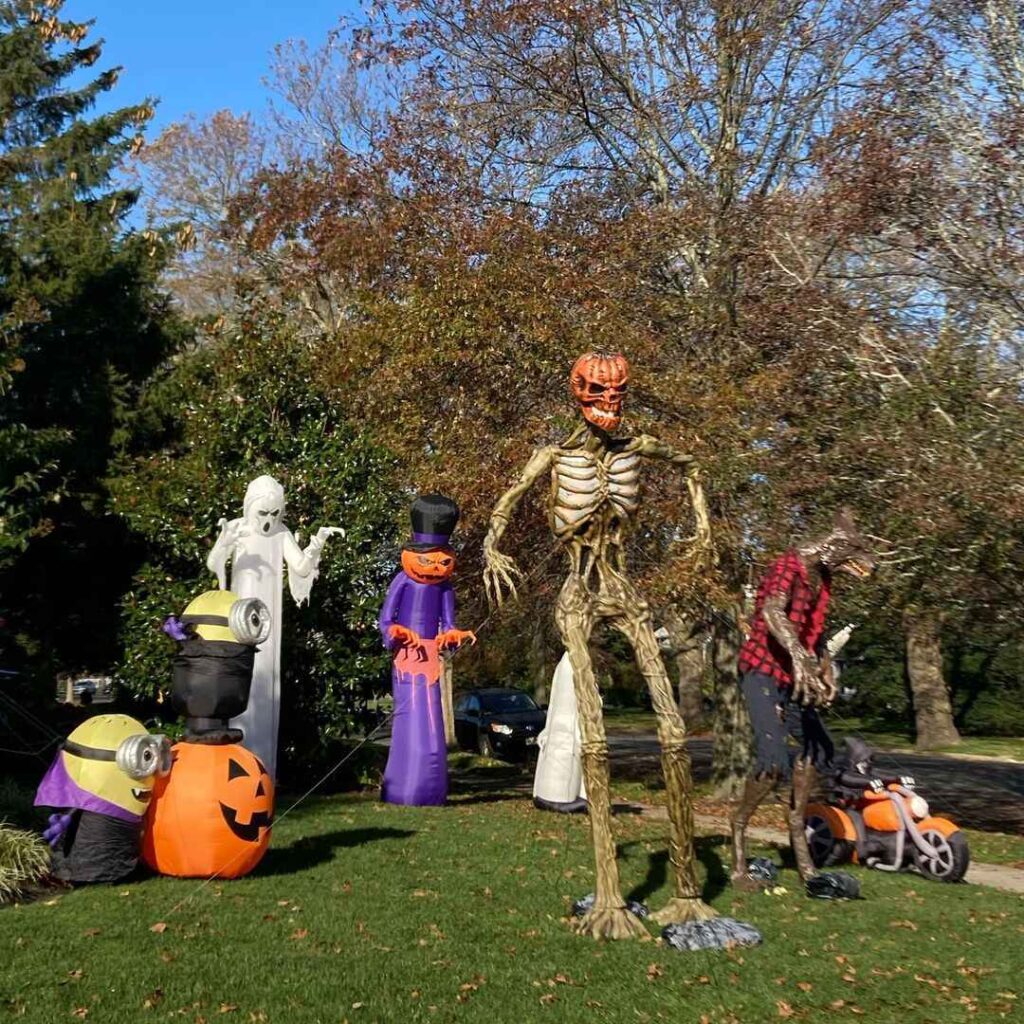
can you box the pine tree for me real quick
[0,0,180,681]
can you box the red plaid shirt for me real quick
[738,549,831,688]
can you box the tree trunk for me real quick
[440,653,456,750]
[904,608,960,750]
[710,604,753,798]
[660,607,707,731]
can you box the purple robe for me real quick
[378,572,455,806]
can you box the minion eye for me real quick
[228,597,271,645]
[116,734,172,780]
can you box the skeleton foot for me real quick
[650,896,718,926]
[573,905,650,940]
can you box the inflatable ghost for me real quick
[206,475,342,779]
[533,653,587,813]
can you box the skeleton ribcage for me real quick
[551,449,641,537]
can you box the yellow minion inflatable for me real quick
[34,714,171,883]
[163,589,270,742]
[143,589,275,878]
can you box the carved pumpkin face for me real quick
[570,352,629,432]
[401,547,456,584]
[142,742,274,879]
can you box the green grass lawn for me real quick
[829,720,1024,762]
[2,783,1022,1024]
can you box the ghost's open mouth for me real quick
[131,788,152,802]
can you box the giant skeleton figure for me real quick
[730,511,876,890]
[484,352,717,940]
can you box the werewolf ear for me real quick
[833,506,858,536]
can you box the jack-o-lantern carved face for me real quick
[570,352,629,432]
[142,742,275,879]
[401,548,456,584]
[219,750,274,842]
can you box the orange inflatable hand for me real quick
[389,624,423,648]
[437,628,478,651]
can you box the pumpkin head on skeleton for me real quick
[570,352,629,432]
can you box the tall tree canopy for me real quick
[0,0,181,682]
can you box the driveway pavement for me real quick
[607,734,1024,834]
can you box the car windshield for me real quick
[480,691,539,713]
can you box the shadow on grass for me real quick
[256,827,415,877]
[624,835,730,907]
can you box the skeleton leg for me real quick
[610,584,717,925]
[555,576,647,940]
[789,758,818,882]
[730,774,777,890]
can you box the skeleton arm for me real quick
[632,435,714,564]
[483,446,555,607]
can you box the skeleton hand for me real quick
[437,628,477,651]
[790,651,835,707]
[483,546,522,608]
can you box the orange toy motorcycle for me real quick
[805,739,969,883]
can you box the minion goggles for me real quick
[63,732,173,780]
[181,597,271,645]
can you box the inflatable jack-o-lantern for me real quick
[142,742,274,878]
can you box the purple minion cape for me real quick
[34,750,141,823]
[378,572,455,806]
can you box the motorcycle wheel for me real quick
[805,812,855,868]
[915,827,970,883]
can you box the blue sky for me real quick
[65,0,360,131]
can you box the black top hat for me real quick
[406,494,459,551]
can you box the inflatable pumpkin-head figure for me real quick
[401,547,455,584]
[570,351,629,432]
[401,494,460,585]
[142,742,274,878]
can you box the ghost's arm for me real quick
[282,529,323,606]
[207,518,241,590]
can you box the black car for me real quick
[453,687,547,760]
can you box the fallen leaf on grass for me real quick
[646,963,663,981]
[776,1000,794,1018]
[289,929,309,941]
[142,989,163,1010]
[71,1009,88,1019]
[149,922,168,934]
[890,919,918,931]
[218,1005,238,1014]
[796,982,812,993]
[82,929,101,938]
[539,993,556,1005]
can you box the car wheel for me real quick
[477,731,494,758]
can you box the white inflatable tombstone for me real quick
[533,652,587,812]
[207,475,342,780]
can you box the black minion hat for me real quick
[405,494,460,553]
